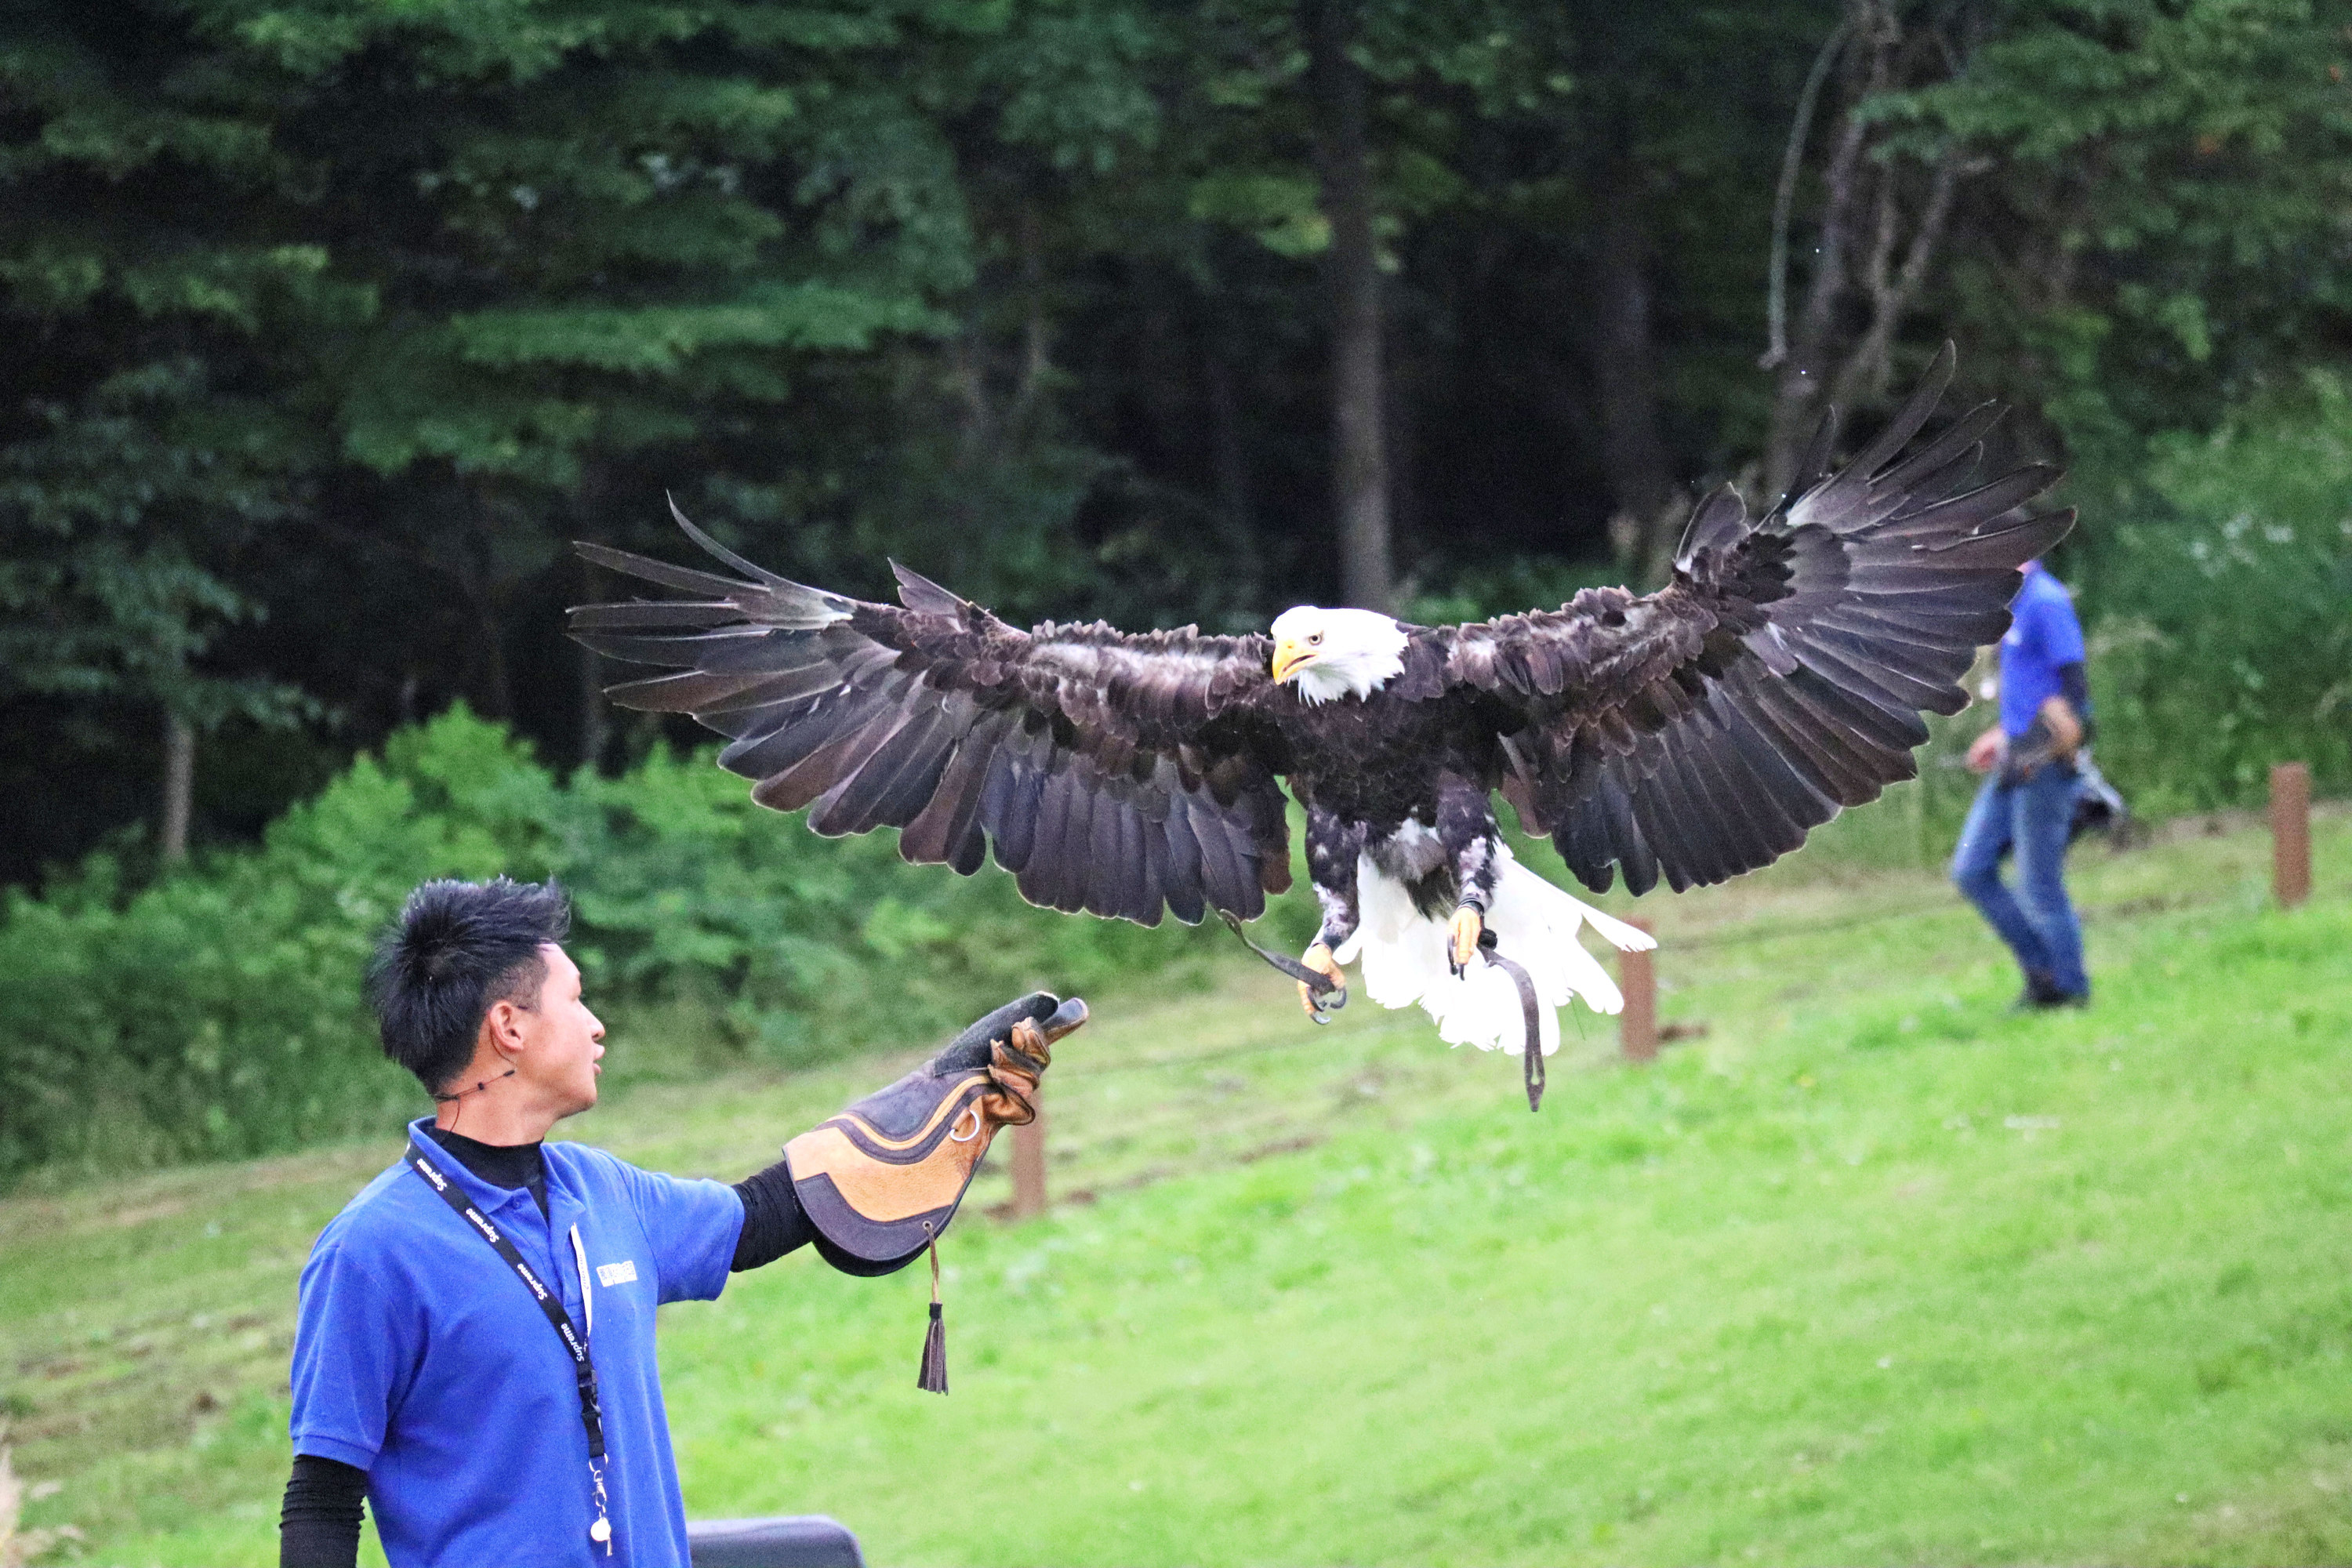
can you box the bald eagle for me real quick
[571,347,2068,1063]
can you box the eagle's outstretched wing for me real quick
[570,510,1290,926]
[1447,344,2072,895]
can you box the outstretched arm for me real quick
[730,1159,815,1272]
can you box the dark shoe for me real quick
[2011,974,2089,1012]
[2009,969,2066,1012]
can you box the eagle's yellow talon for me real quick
[1448,906,1484,971]
[1297,942,1343,1018]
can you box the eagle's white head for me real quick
[1269,606,1409,704]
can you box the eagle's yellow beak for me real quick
[1271,639,1313,683]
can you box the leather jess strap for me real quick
[1218,911,1347,1021]
[1216,911,1543,1110]
[1477,931,1545,1112]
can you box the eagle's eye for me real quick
[1307,631,1323,645]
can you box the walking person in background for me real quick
[1953,557,2093,1009]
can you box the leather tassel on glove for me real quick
[917,1240,949,1394]
[780,993,1087,1395]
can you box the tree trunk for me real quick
[456,488,514,720]
[575,467,610,774]
[1386,324,1417,578]
[472,596,513,720]
[1205,350,1251,532]
[1763,0,1888,499]
[578,569,607,774]
[160,711,194,864]
[1759,0,1973,500]
[1305,0,1395,613]
[1009,200,1049,437]
[1591,151,1679,584]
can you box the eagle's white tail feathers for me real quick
[1571,899,1657,954]
[1331,843,1650,1056]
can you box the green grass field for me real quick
[5,806,2350,1565]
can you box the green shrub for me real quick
[0,707,1221,1188]
[2083,372,2352,814]
[0,722,532,1181]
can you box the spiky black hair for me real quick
[366,877,571,1093]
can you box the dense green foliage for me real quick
[4,0,2348,884]
[0,707,1208,1186]
[2089,372,2352,811]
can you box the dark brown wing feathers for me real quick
[572,532,1290,926]
[580,345,2057,918]
[1458,343,2071,895]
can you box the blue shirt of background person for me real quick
[1997,561,2088,737]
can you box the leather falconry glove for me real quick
[784,993,1086,1392]
[783,993,1086,1389]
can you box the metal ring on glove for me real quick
[949,1105,982,1143]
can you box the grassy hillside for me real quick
[4,808,2348,1565]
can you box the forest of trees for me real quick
[5,0,2350,887]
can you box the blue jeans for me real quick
[1951,762,2089,999]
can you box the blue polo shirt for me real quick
[1998,561,2087,738]
[290,1119,745,1567]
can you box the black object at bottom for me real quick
[2068,754,2129,844]
[688,1515,866,1568]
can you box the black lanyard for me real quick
[407,1141,614,1553]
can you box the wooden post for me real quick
[2272,761,2312,909]
[1621,920,1657,1064]
[1011,1094,1047,1219]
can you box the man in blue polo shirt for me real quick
[281,876,1062,1566]
[1952,557,2092,1008]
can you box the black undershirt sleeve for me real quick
[2057,661,2094,740]
[279,1454,367,1568]
[731,1155,816,1271]
[2057,661,2089,708]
